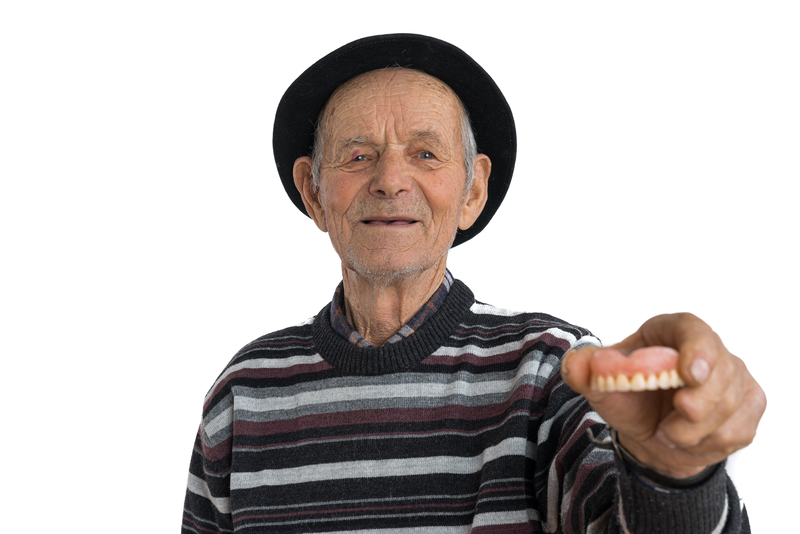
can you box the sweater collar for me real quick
[313,278,474,375]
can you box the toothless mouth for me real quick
[362,218,418,225]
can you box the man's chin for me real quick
[346,262,426,282]
[342,250,442,283]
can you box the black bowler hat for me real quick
[273,33,516,247]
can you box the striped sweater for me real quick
[183,280,744,533]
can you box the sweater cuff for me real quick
[615,453,730,533]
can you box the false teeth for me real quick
[590,370,685,392]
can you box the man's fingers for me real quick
[654,387,738,449]
[560,346,596,394]
[608,313,698,355]
[672,351,739,426]
[657,357,766,451]
[655,387,765,469]
[669,315,723,388]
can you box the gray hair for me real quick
[310,81,477,193]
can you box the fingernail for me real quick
[690,359,710,384]
[656,429,676,449]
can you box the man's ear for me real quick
[458,154,491,231]
[293,156,328,233]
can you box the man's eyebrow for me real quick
[339,136,371,149]
[410,131,443,144]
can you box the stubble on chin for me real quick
[339,225,457,287]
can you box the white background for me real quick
[2,1,797,532]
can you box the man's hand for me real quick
[562,313,766,479]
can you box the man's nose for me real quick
[369,150,412,199]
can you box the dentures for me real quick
[590,369,685,392]
[589,346,686,393]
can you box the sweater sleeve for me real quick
[181,391,235,533]
[608,454,748,533]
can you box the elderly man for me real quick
[182,34,764,533]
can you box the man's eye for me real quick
[351,155,367,162]
[418,151,434,160]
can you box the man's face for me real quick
[306,69,484,280]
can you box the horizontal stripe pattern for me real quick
[183,282,615,533]
[234,437,529,489]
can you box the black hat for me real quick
[273,33,516,247]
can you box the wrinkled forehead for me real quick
[320,68,463,132]
[330,68,457,102]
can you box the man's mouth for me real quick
[362,217,417,226]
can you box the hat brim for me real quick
[273,33,516,247]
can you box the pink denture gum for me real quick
[589,346,685,392]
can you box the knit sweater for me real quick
[182,280,746,533]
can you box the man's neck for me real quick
[341,260,449,347]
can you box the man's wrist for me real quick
[587,426,720,489]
